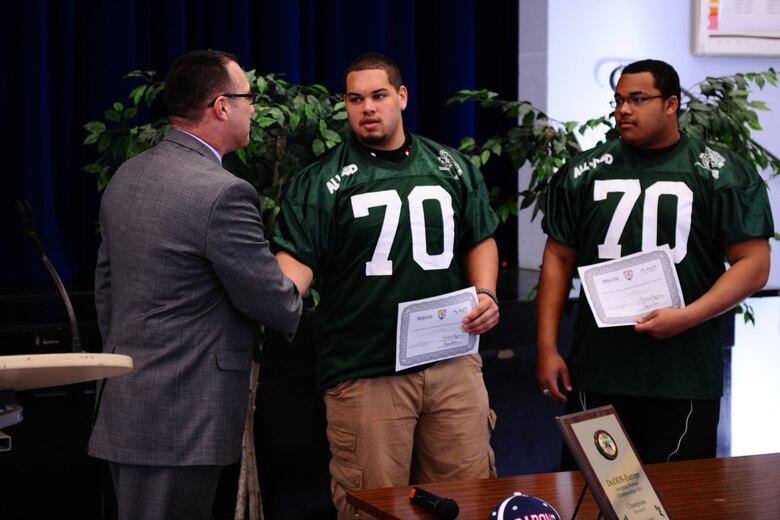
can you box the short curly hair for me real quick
[621,59,681,113]
[343,52,403,91]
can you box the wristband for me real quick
[476,288,498,306]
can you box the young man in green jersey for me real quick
[536,59,773,465]
[273,53,500,518]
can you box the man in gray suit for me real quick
[88,50,303,520]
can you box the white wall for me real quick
[518,0,780,287]
[732,296,780,455]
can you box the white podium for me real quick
[0,353,133,450]
[0,353,132,391]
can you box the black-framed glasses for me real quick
[207,92,259,107]
[610,95,664,108]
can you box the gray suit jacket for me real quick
[89,128,302,466]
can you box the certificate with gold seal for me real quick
[578,245,685,328]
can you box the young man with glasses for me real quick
[89,50,302,520]
[536,59,773,465]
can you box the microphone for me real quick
[409,486,459,519]
[16,200,82,352]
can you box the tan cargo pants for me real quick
[323,353,497,519]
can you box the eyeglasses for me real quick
[610,95,664,108]
[207,92,259,107]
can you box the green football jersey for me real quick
[273,134,498,390]
[543,134,773,399]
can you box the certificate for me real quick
[578,245,685,328]
[396,287,479,371]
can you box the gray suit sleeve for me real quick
[94,233,112,342]
[206,180,302,340]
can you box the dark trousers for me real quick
[561,390,720,469]
[109,462,222,520]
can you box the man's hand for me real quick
[463,293,499,335]
[636,238,770,340]
[536,350,571,402]
[634,307,692,339]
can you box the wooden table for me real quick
[347,452,780,519]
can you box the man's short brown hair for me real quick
[165,50,239,122]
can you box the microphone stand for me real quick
[16,200,82,353]
[2,201,85,449]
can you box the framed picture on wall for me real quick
[692,0,780,56]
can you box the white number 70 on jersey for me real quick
[595,179,693,263]
[351,186,455,276]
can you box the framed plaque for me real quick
[556,405,669,520]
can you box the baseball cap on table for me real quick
[487,492,561,520]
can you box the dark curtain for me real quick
[1,3,519,518]
[2,0,517,297]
